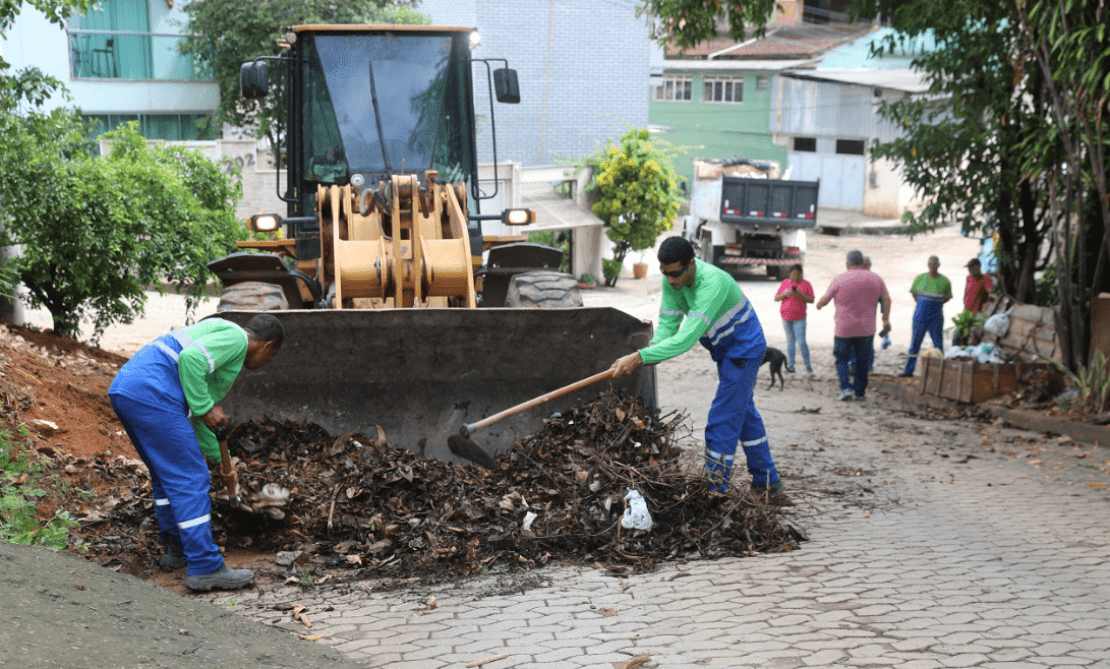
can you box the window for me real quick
[793,137,817,152]
[654,76,693,102]
[836,139,866,155]
[84,114,217,141]
[756,76,769,92]
[702,76,743,103]
[69,0,212,80]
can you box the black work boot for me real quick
[160,543,187,569]
[185,564,255,591]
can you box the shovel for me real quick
[212,425,291,519]
[212,424,244,509]
[448,368,617,469]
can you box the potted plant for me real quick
[588,128,686,287]
[632,251,649,279]
[578,273,598,289]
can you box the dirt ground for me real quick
[3,226,1108,669]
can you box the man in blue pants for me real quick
[109,314,283,591]
[610,237,789,503]
[899,256,952,377]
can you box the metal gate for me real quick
[788,152,865,210]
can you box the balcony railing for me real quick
[68,29,213,81]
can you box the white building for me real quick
[2,0,219,140]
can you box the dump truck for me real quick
[682,157,819,281]
[207,25,656,463]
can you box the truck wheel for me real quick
[504,271,583,308]
[216,281,289,312]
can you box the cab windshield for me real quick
[302,31,476,183]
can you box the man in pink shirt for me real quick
[815,250,892,401]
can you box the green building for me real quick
[649,23,872,188]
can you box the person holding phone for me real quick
[774,263,814,375]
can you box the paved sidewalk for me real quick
[199,377,1110,669]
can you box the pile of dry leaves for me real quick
[61,390,805,583]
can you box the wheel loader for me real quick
[208,25,656,464]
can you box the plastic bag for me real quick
[620,489,653,531]
[984,308,1013,337]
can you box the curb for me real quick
[869,377,1110,448]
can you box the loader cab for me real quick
[241,25,518,221]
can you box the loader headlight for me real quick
[501,208,535,225]
[469,30,481,50]
[250,213,282,233]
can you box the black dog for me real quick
[761,346,789,390]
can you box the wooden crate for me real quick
[920,357,1054,404]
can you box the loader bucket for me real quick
[214,308,656,464]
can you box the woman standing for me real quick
[774,264,815,375]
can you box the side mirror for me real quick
[240,61,269,99]
[493,68,520,104]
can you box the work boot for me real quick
[160,543,187,569]
[185,564,256,592]
[751,480,795,506]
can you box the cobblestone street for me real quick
[199,357,1110,669]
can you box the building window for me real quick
[702,76,743,103]
[794,137,817,152]
[836,139,866,155]
[655,76,693,102]
[69,0,212,80]
[756,76,769,92]
[84,114,217,141]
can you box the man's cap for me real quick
[966,258,981,267]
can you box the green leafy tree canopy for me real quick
[179,0,428,141]
[591,129,685,287]
[636,0,777,49]
[0,115,245,340]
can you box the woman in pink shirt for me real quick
[774,264,814,375]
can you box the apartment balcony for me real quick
[68,30,212,81]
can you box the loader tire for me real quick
[504,271,583,308]
[216,281,289,312]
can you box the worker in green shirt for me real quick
[900,255,952,376]
[108,314,284,591]
[610,237,788,503]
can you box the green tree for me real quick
[1013,0,1110,370]
[855,0,1056,304]
[179,0,427,143]
[0,114,244,339]
[636,0,777,49]
[591,129,685,287]
[856,0,1109,371]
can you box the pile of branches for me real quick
[71,390,805,581]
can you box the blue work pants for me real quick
[109,393,224,576]
[903,300,945,375]
[703,353,780,492]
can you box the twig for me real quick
[466,653,507,667]
[326,484,340,532]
